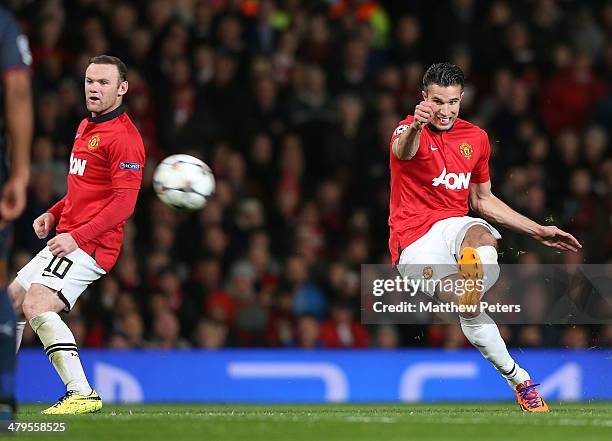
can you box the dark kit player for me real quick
[0,4,33,424]
[8,55,145,414]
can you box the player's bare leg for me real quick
[436,225,548,412]
[8,281,26,352]
[22,283,101,414]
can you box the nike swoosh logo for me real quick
[42,273,57,278]
[430,145,438,151]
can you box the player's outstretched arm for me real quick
[529,225,582,252]
[392,101,434,160]
[469,180,581,252]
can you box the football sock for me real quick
[460,313,530,388]
[0,290,16,414]
[30,312,92,396]
[15,320,25,353]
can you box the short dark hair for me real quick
[88,55,128,83]
[422,62,464,91]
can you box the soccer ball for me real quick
[152,154,215,211]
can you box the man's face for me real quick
[84,63,128,115]
[422,84,463,131]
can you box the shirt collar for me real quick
[427,121,456,134]
[88,105,126,123]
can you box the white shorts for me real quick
[15,246,106,312]
[397,216,501,297]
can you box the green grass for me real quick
[10,402,612,441]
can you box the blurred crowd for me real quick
[9,0,612,350]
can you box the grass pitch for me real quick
[13,402,612,441]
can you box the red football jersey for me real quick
[56,106,145,271]
[388,116,490,264]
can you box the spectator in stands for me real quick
[320,301,368,348]
[194,318,229,349]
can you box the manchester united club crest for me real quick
[459,142,473,159]
[422,266,433,280]
[88,134,100,151]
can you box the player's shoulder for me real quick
[118,113,139,133]
[112,113,142,140]
[455,118,488,139]
[113,113,146,153]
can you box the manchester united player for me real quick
[8,55,145,414]
[390,63,580,412]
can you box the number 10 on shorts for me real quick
[43,255,73,279]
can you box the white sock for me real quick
[29,312,92,395]
[15,320,26,353]
[460,313,530,388]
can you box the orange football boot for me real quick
[458,247,484,307]
[515,380,549,412]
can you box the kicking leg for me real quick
[457,226,528,385]
[438,225,548,412]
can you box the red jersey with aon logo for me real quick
[388,115,491,264]
[55,106,145,271]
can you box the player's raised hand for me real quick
[47,233,78,258]
[412,101,435,129]
[532,225,582,252]
[33,212,55,239]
